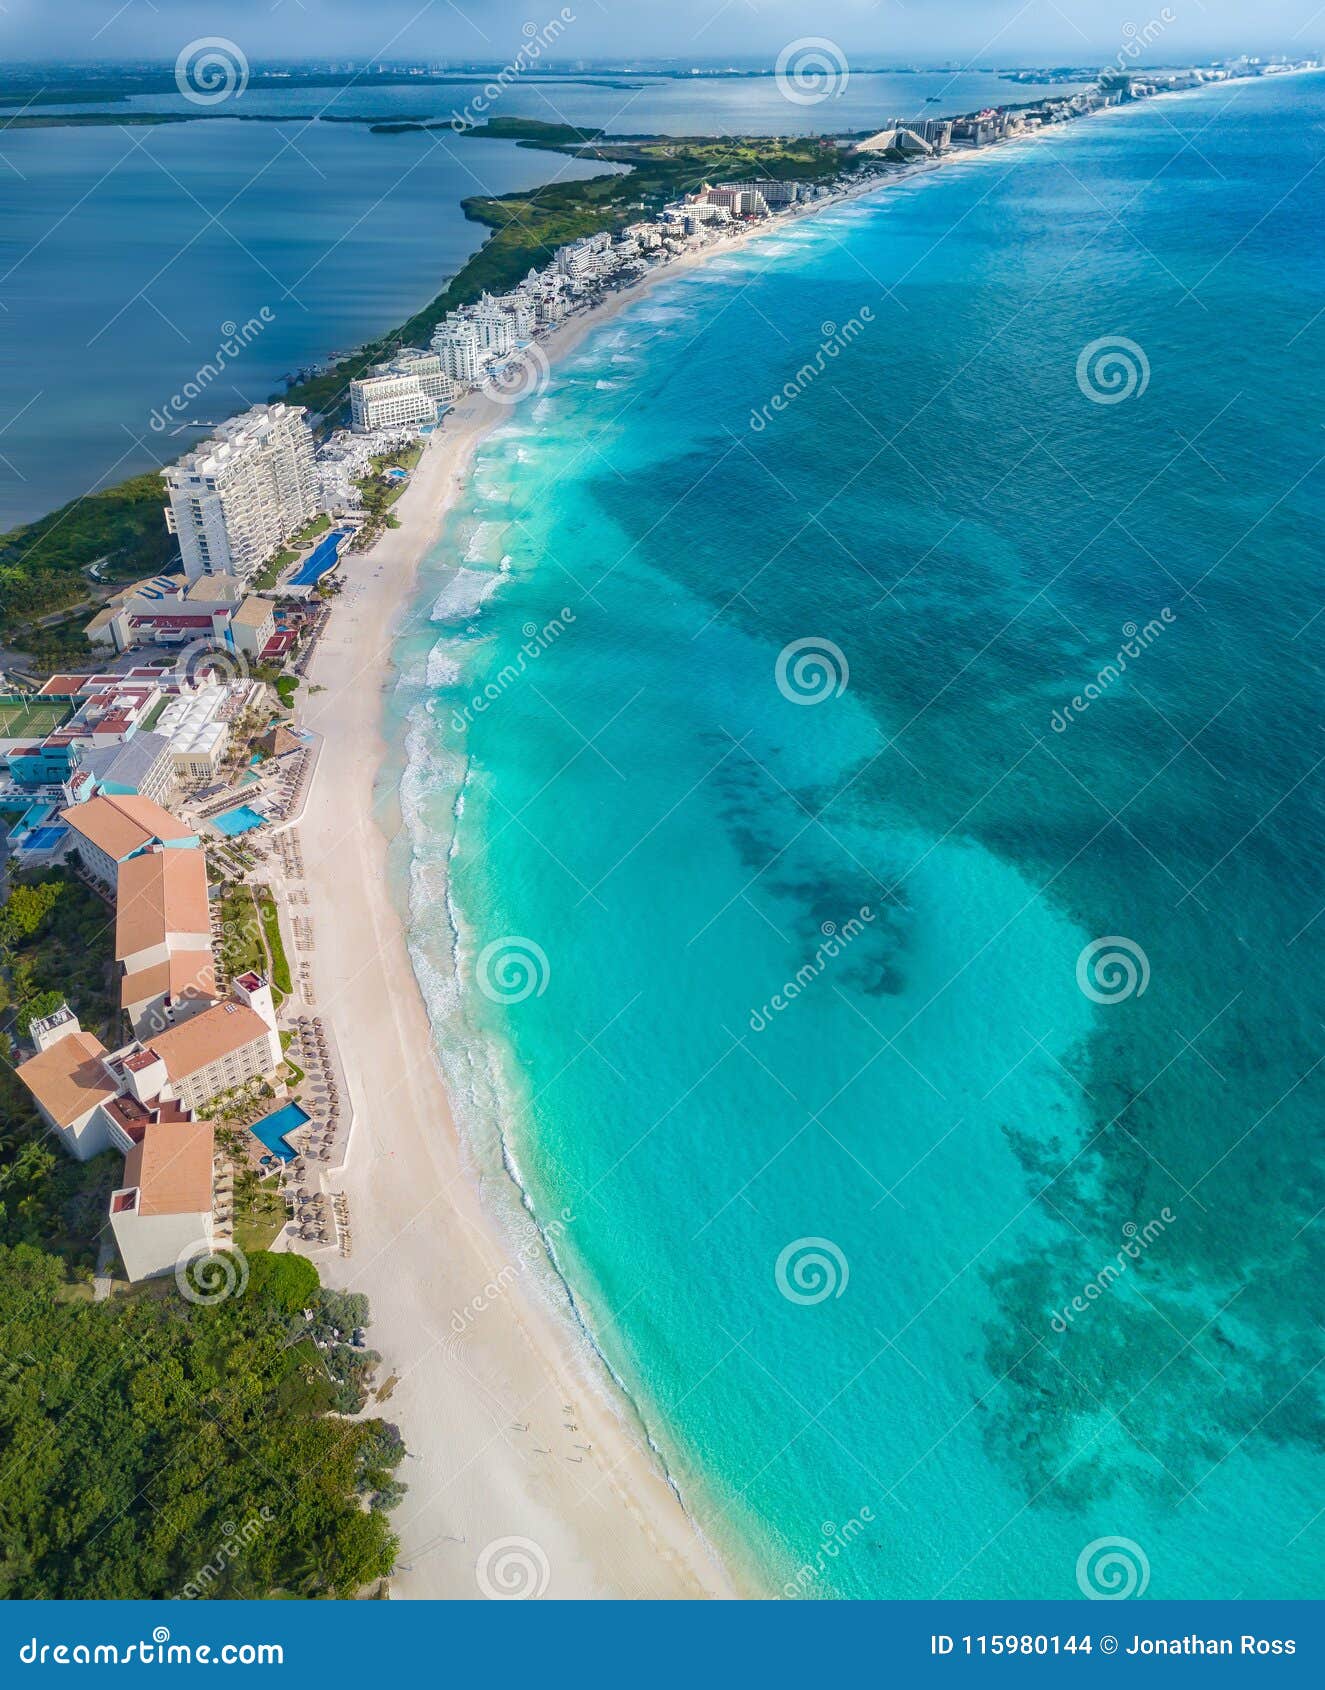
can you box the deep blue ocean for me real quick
[391,74,1325,1600]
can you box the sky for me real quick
[0,0,1318,68]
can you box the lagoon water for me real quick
[0,122,618,526]
[392,72,1325,1600]
[0,70,1084,528]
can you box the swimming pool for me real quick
[212,804,267,836]
[21,824,68,851]
[288,528,349,588]
[250,1101,311,1162]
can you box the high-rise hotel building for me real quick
[164,404,319,584]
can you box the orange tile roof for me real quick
[121,953,217,1014]
[115,849,211,962]
[16,1031,115,1128]
[146,1000,273,1081]
[60,793,194,863]
[121,1118,214,1216]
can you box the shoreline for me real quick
[298,291,752,1600]
[291,77,1244,1601]
[296,159,948,1601]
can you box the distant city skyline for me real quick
[1,0,1319,67]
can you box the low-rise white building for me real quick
[109,1117,215,1285]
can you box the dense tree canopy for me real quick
[0,1244,404,1599]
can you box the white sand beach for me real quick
[291,150,1028,1599]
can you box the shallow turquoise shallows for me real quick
[386,74,1325,1600]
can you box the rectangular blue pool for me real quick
[212,804,267,836]
[289,528,349,587]
[21,824,68,851]
[251,1101,311,1163]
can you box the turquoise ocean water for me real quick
[387,75,1325,1600]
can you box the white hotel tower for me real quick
[164,404,319,585]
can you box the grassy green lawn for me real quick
[218,886,266,980]
[253,885,293,996]
[233,1183,289,1255]
[0,697,73,736]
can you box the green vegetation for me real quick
[253,885,293,997]
[280,1031,305,1088]
[0,1243,405,1598]
[0,121,852,656]
[249,512,332,593]
[0,696,73,737]
[218,885,265,982]
[274,674,299,709]
[0,471,171,647]
[233,1181,289,1254]
[281,122,852,422]
[0,874,121,1268]
[0,871,118,1046]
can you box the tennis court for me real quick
[0,696,73,738]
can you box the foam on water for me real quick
[391,74,1325,1602]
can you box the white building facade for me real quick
[164,404,320,585]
